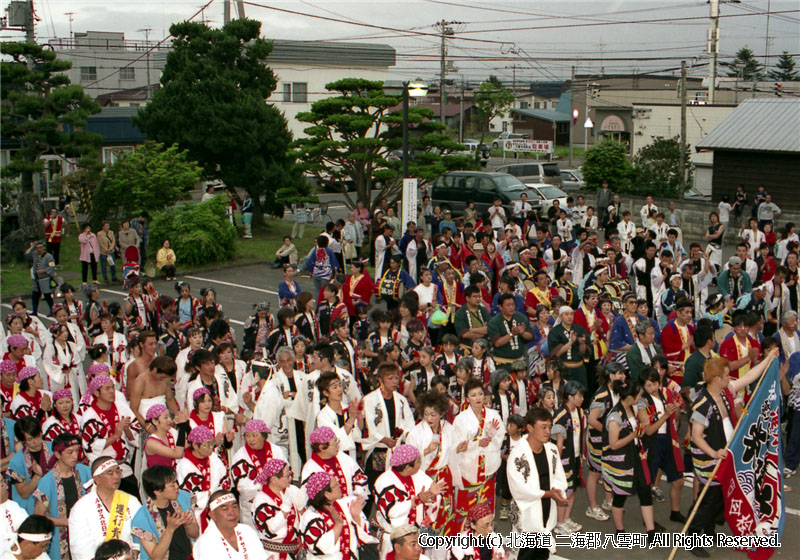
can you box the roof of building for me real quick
[85,107,147,144]
[268,40,396,67]
[408,102,474,118]
[512,108,570,123]
[527,81,567,99]
[695,98,800,153]
[96,86,157,106]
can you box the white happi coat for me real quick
[0,332,42,369]
[374,468,439,557]
[253,381,291,462]
[193,521,268,560]
[314,404,361,459]
[251,484,302,550]
[186,372,239,415]
[452,406,505,487]
[617,220,636,253]
[93,331,128,380]
[176,451,229,512]
[361,389,415,466]
[296,367,361,428]
[260,368,306,476]
[506,440,567,551]
[80,401,138,477]
[230,442,287,528]
[68,489,142,560]
[299,496,377,560]
[299,451,369,498]
[42,340,85,401]
[0,499,27,556]
[405,419,461,484]
[215,360,255,416]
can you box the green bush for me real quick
[581,139,634,192]
[149,197,236,267]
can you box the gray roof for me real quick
[695,98,800,153]
[512,108,570,123]
[267,40,395,68]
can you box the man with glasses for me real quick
[660,300,696,386]
[193,490,266,560]
[68,457,142,560]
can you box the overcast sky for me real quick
[5,0,799,83]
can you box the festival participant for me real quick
[626,321,662,382]
[686,351,778,558]
[80,375,140,497]
[132,466,199,560]
[547,307,589,389]
[488,293,533,369]
[42,323,84,400]
[189,388,234,468]
[193,490,267,560]
[144,404,188,469]
[299,472,377,560]
[551,381,585,535]
[184,349,238,419]
[129,355,180,429]
[93,313,128,385]
[315,372,363,460]
[637,368,686,523]
[506,407,569,560]
[405,391,458,538]
[452,378,505,531]
[176,426,231,515]
[300,426,369,500]
[262,345,306,472]
[32,433,92,560]
[251,459,301,557]
[126,277,156,331]
[41,389,81,443]
[10,368,52,422]
[4,514,55,560]
[447,503,504,560]
[125,330,158,399]
[660,300,695,385]
[2,320,40,372]
[573,288,609,390]
[0,477,28,556]
[8,299,48,360]
[718,312,761,392]
[68,458,143,560]
[361,363,414,497]
[229,419,286,527]
[215,342,253,434]
[374,444,442,558]
[9,417,53,514]
[342,259,375,317]
[377,255,416,315]
[0,360,16,416]
[525,271,557,318]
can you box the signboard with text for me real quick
[503,139,553,153]
[402,178,418,229]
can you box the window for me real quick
[80,66,97,81]
[119,67,135,80]
[520,101,529,109]
[534,101,540,109]
[102,146,135,165]
[557,122,569,134]
[282,82,308,103]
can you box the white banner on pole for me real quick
[402,178,418,229]
[503,139,553,153]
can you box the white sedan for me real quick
[523,183,568,213]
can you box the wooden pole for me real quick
[666,354,778,560]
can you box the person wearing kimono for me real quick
[41,389,81,445]
[42,324,84,402]
[50,305,86,364]
[176,426,231,519]
[313,373,362,462]
[8,416,53,514]
[93,318,129,383]
[0,477,27,556]
[193,491,267,560]
[342,260,375,317]
[251,459,302,559]
[550,381,586,535]
[299,471,377,560]
[300,426,369,504]
[451,378,505,534]
[265,309,300,362]
[506,407,569,560]
[184,350,238,421]
[68,457,143,560]
[229,420,286,529]
[361,363,415,499]
[374,445,441,558]
[33,434,92,560]
[659,300,695,385]
[10,368,51,423]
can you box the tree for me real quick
[1,41,101,245]
[769,51,799,81]
[631,136,692,198]
[89,141,202,225]
[472,78,515,159]
[723,46,765,81]
[291,78,475,210]
[581,139,633,192]
[134,19,305,223]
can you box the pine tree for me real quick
[769,51,799,81]
[723,47,765,81]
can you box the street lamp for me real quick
[402,81,429,178]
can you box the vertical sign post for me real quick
[402,178,418,229]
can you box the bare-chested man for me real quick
[129,355,181,428]
[125,330,157,398]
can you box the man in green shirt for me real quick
[547,306,589,388]
[488,293,533,365]
[680,325,715,404]
[625,321,663,382]
[454,285,490,351]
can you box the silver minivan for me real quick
[494,162,562,188]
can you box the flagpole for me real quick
[666,353,778,560]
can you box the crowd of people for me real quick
[2,182,798,560]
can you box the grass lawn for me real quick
[1,218,317,298]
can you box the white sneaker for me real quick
[553,523,571,536]
[564,518,582,532]
[586,506,610,521]
[601,499,613,511]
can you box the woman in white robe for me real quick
[42,324,85,401]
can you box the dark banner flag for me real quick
[715,358,785,560]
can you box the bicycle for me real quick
[306,202,332,225]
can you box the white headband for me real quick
[559,306,573,316]
[92,459,119,477]
[18,533,51,542]
[209,493,236,511]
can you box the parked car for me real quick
[523,183,568,213]
[495,162,563,188]
[431,171,530,219]
[490,132,530,150]
[449,140,490,165]
[559,169,585,192]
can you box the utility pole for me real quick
[679,61,688,197]
[459,76,465,144]
[569,65,575,167]
[707,0,719,103]
[25,0,34,43]
[64,12,75,39]
[764,0,771,68]
[223,0,230,24]
[435,20,457,124]
[235,0,245,18]
[138,28,152,99]
[584,79,590,151]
